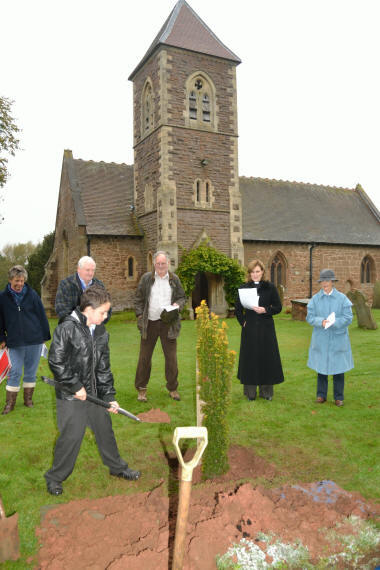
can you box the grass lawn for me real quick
[0,309,379,568]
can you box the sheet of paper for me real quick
[324,311,336,329]
[162,305,177,312]
[238,288,260,310]
[41,343,49,358]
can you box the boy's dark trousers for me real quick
[45,398,128,484]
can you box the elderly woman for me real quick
[235,259,284,401]
[306,269,353,407]
[0,265,51,414]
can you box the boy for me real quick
[45,286,140,495]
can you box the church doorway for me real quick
[192,272,209,315]
[191,271,228,317]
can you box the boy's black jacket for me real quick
[48,309,116,402]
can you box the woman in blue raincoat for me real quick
[306,269,353,407]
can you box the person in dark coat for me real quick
[45,286,140,496]
[55,255,110,322]
[0,265,51,414]
[134,251,186,402]
[235,259,284,401]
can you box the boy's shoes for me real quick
[335,400,344,407]
[111,468,141,480]
[316,397,326,403]
[169,390,181,401]
[137,389,147,402]
[46,481,63,495]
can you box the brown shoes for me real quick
[24,387,35,408]
[169,390,181,401]
[137,389,147,402]
[316,397,326,403]
[335,400,344,407]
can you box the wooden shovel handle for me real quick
[0,497,6,519]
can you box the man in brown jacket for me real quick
[134,251,186,402]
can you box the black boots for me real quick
[2,391,18,415]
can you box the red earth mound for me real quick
[137,408,171,423]
[36,446,379,569]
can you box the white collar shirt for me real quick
[148,272,171,321]
[322,288,334,296]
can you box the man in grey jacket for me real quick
[134,251,186,402]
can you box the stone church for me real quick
[42,0,380,316]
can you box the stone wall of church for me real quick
[243,242,380,306]
[41,164,88,316]
[89,236,145,311]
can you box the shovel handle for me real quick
[0,497,6,519]
[172,426,208,482]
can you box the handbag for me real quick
[0,348,11,384]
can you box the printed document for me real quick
[238,288,260,309]
[324,312,335,329]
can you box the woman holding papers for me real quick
[235,259,284,401]
[306,269,353,407]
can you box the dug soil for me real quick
[36,445,379,569]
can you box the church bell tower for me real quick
[129,0,244,271]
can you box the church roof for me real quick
[129,0,240,80]
[240,177,380,246]
[64,151,141,237]
[64,152,380,245]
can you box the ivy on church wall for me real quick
[177,244,245,306]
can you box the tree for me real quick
[0,96,20,189]
[0,241,36,289]
[27,231,55,295]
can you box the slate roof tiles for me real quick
[129,0,240,80]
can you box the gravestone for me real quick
[291,299,309,321]
[372,281,380,309]
[346,290,378,330]
[277,284,284,307]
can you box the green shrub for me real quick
[177,244,245,306]
[196,300,236,478]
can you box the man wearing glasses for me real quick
[134,251,186,402]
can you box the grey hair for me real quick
[8,265,28,281]
[78,256,96,268]
[153,251,169,263]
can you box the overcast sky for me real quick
[1,0,379,249]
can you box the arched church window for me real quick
[270,253,286,286]
[125,255,137,281]
[193,179,214,209]
[202,94,210,122]
[360,255,374,283]
[128,257,134,277]
[186,73,215,129]
[142,80,154,136]
[189,91,197,119]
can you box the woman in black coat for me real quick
[235,259,284,401]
